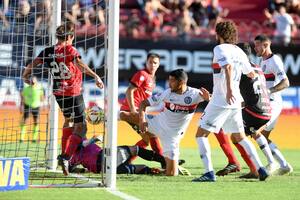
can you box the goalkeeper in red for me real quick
[22,22,104,175]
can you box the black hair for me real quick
[147,52,160,60]
[169,69,188,82]
[254,34,271,42]
[237,42,252,56]
[56,22,75,41]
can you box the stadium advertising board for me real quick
[0,37,299,112]
[0,157,30,191]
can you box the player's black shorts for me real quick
[242,109,270,136]
[55,94,85,123]
[23,104,40,120]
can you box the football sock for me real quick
[61,127,73,154]
[32,125,39,141]
[150,137,163,155]
[234,143,256,173]
[215,130,240,166]
[130,139,148,163]
[20,123,26,141]
[137,147,166,168]
[196,137,213,173]
[239,138,263,169]
[64,134,82,159]
[256,135,275,164]
[269,142,287,167]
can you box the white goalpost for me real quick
[0,0,119,189]
[47,0,61,172]
[104,0,119,189]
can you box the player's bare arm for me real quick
[200,87,211,101]
[22,58,43,84]
[75,57,104,89]
[224,64,235,105]
[126,83,138,114]
[269,78,290,93]
[139,99,150,133]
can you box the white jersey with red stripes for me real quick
[211,44,253,108]
[147,87,204,134]
[260,54,287,102]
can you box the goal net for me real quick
[0,0,116,188]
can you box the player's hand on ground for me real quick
[200,87,210,101]
[95,76,104,89]
[226,90,236,105]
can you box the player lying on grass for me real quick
[67,135,166,175]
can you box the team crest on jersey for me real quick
[184,96,192,104]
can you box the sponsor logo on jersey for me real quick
[166,102,197,113]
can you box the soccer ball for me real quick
[86,105,105,125]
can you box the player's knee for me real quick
[195,127,209,137]
[230,133,244,143]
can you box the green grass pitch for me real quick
[1,148,299,200]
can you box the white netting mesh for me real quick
[0,0,107,187]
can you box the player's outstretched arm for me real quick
[75,57,104,89]
[22,58,42,85]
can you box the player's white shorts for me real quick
[199,103,244,133]
[264,100,282,131]
[145,114,182,161]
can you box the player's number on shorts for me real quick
[50,61,72,79]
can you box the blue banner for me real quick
[0,157,30,192]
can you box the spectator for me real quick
[144,0,171,35]
[34,0,52,35]
[287,0,300,15]
[265,4,297,45]
[0,9,9,30]
[189,0,208,28]
[206,0,229,33]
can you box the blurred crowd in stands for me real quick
[0,0,299,45]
